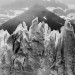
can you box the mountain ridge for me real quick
[0,4,65,34]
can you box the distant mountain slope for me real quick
[0,4,65,34]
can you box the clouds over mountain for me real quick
[0,8,29,25]
[0,0,75,25]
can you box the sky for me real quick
[0,0,16,7]
[63,0,75,4]
[0,0,75,7]
[0,0,75,9]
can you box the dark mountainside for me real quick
[0,4,65,34]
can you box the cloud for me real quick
[0,14,15,19]
[0,11,22,19]
[0,8,27,19]
[0,7,29,24]
[9,10,24,16]
[67,13,75,19]
[0,9,23,24]
[68,4,75,9]
[22,7,29,10]
[47,7,56,12]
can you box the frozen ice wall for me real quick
[0,17,74,75]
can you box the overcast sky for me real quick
[0,0,16,7]
[63,0,75,4]
[0,0,75,7]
